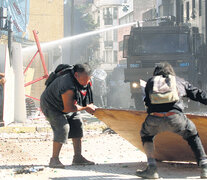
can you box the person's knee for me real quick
[72,119,83,128]
[183,119,198,138]
[185,133,202,147]
[183,128,198,140]
[186,133,199,141]
[54,124,70,143]
[68,117,83,139]
[141,136,154,145]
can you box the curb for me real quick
[0,126,52,133]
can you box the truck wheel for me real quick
[133,94,145,110]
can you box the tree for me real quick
[64,2,99,66]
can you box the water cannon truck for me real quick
[123,17,206,110]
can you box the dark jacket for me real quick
[144,76,207,114]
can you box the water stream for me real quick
[22,21,138,54]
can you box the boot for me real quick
[200,161,207,179]
[187,134,207,165]
[49,157,65,169]
[72,155,95,165]
[136,165,159,179]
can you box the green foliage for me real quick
[69,3,99,65]
[76,4,98,31]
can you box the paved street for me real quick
[0,119,201,180]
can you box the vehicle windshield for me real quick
[132,33,189,55]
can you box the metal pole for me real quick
[33,30,49,76]
[206,0,207,46]
[8,17,13,60]
[69,0,74,64]
[70,0,74,36]
[25,0,27,28]
[176,0,181,25]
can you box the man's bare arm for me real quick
[62,90,96,114]
[62,90,86,113]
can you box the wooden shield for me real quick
[94,108,207,162]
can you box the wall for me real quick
[24,0,63,103]
[182,0,206,43]
[117,0,155,63]
[117,0,133,63]
[28,0,63,42]
[92,0,121,71]
[133,0,155,21]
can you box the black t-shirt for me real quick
[41,73,76,113]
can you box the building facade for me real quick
[25,0,64,104]
[0,0,64,110]
[181,0,207,44]
[91,0,122,71]
[117,0,133,63]
[140,0,207,90]
[141,0,207,45]
[28,0,63,41]
[156,0,176,17]
[118,0,155,63]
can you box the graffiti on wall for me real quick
[3,0,30,40]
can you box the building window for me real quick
[192,0,195,8]
[104,18,113,25]
[113,29,117,41]
[113,51,118,63]
[104,32,113,48]
[113,7,118,19]
[181,4,184,22]
[97,16,100,26]
[105,31,112,41]
[191,0,196,19]
[103,8,113,25]
[199,0,202,16]
[104,50,112,63]
[119,41,123,51]
[186,2,190,21]
[104,41,113,48]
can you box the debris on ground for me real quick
[14,166,44,174]
[102,127,116,134]
[0,121,201,179]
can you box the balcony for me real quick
[96,0,122,7]
[103,14,113,25]
[104,41,113,49]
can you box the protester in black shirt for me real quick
[136,62,207,179]
[40,63,96,168]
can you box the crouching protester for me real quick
[40,63,96,168]
[136,62,207,179]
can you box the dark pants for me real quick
[41,102,83,144]
[141,113,207,165]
